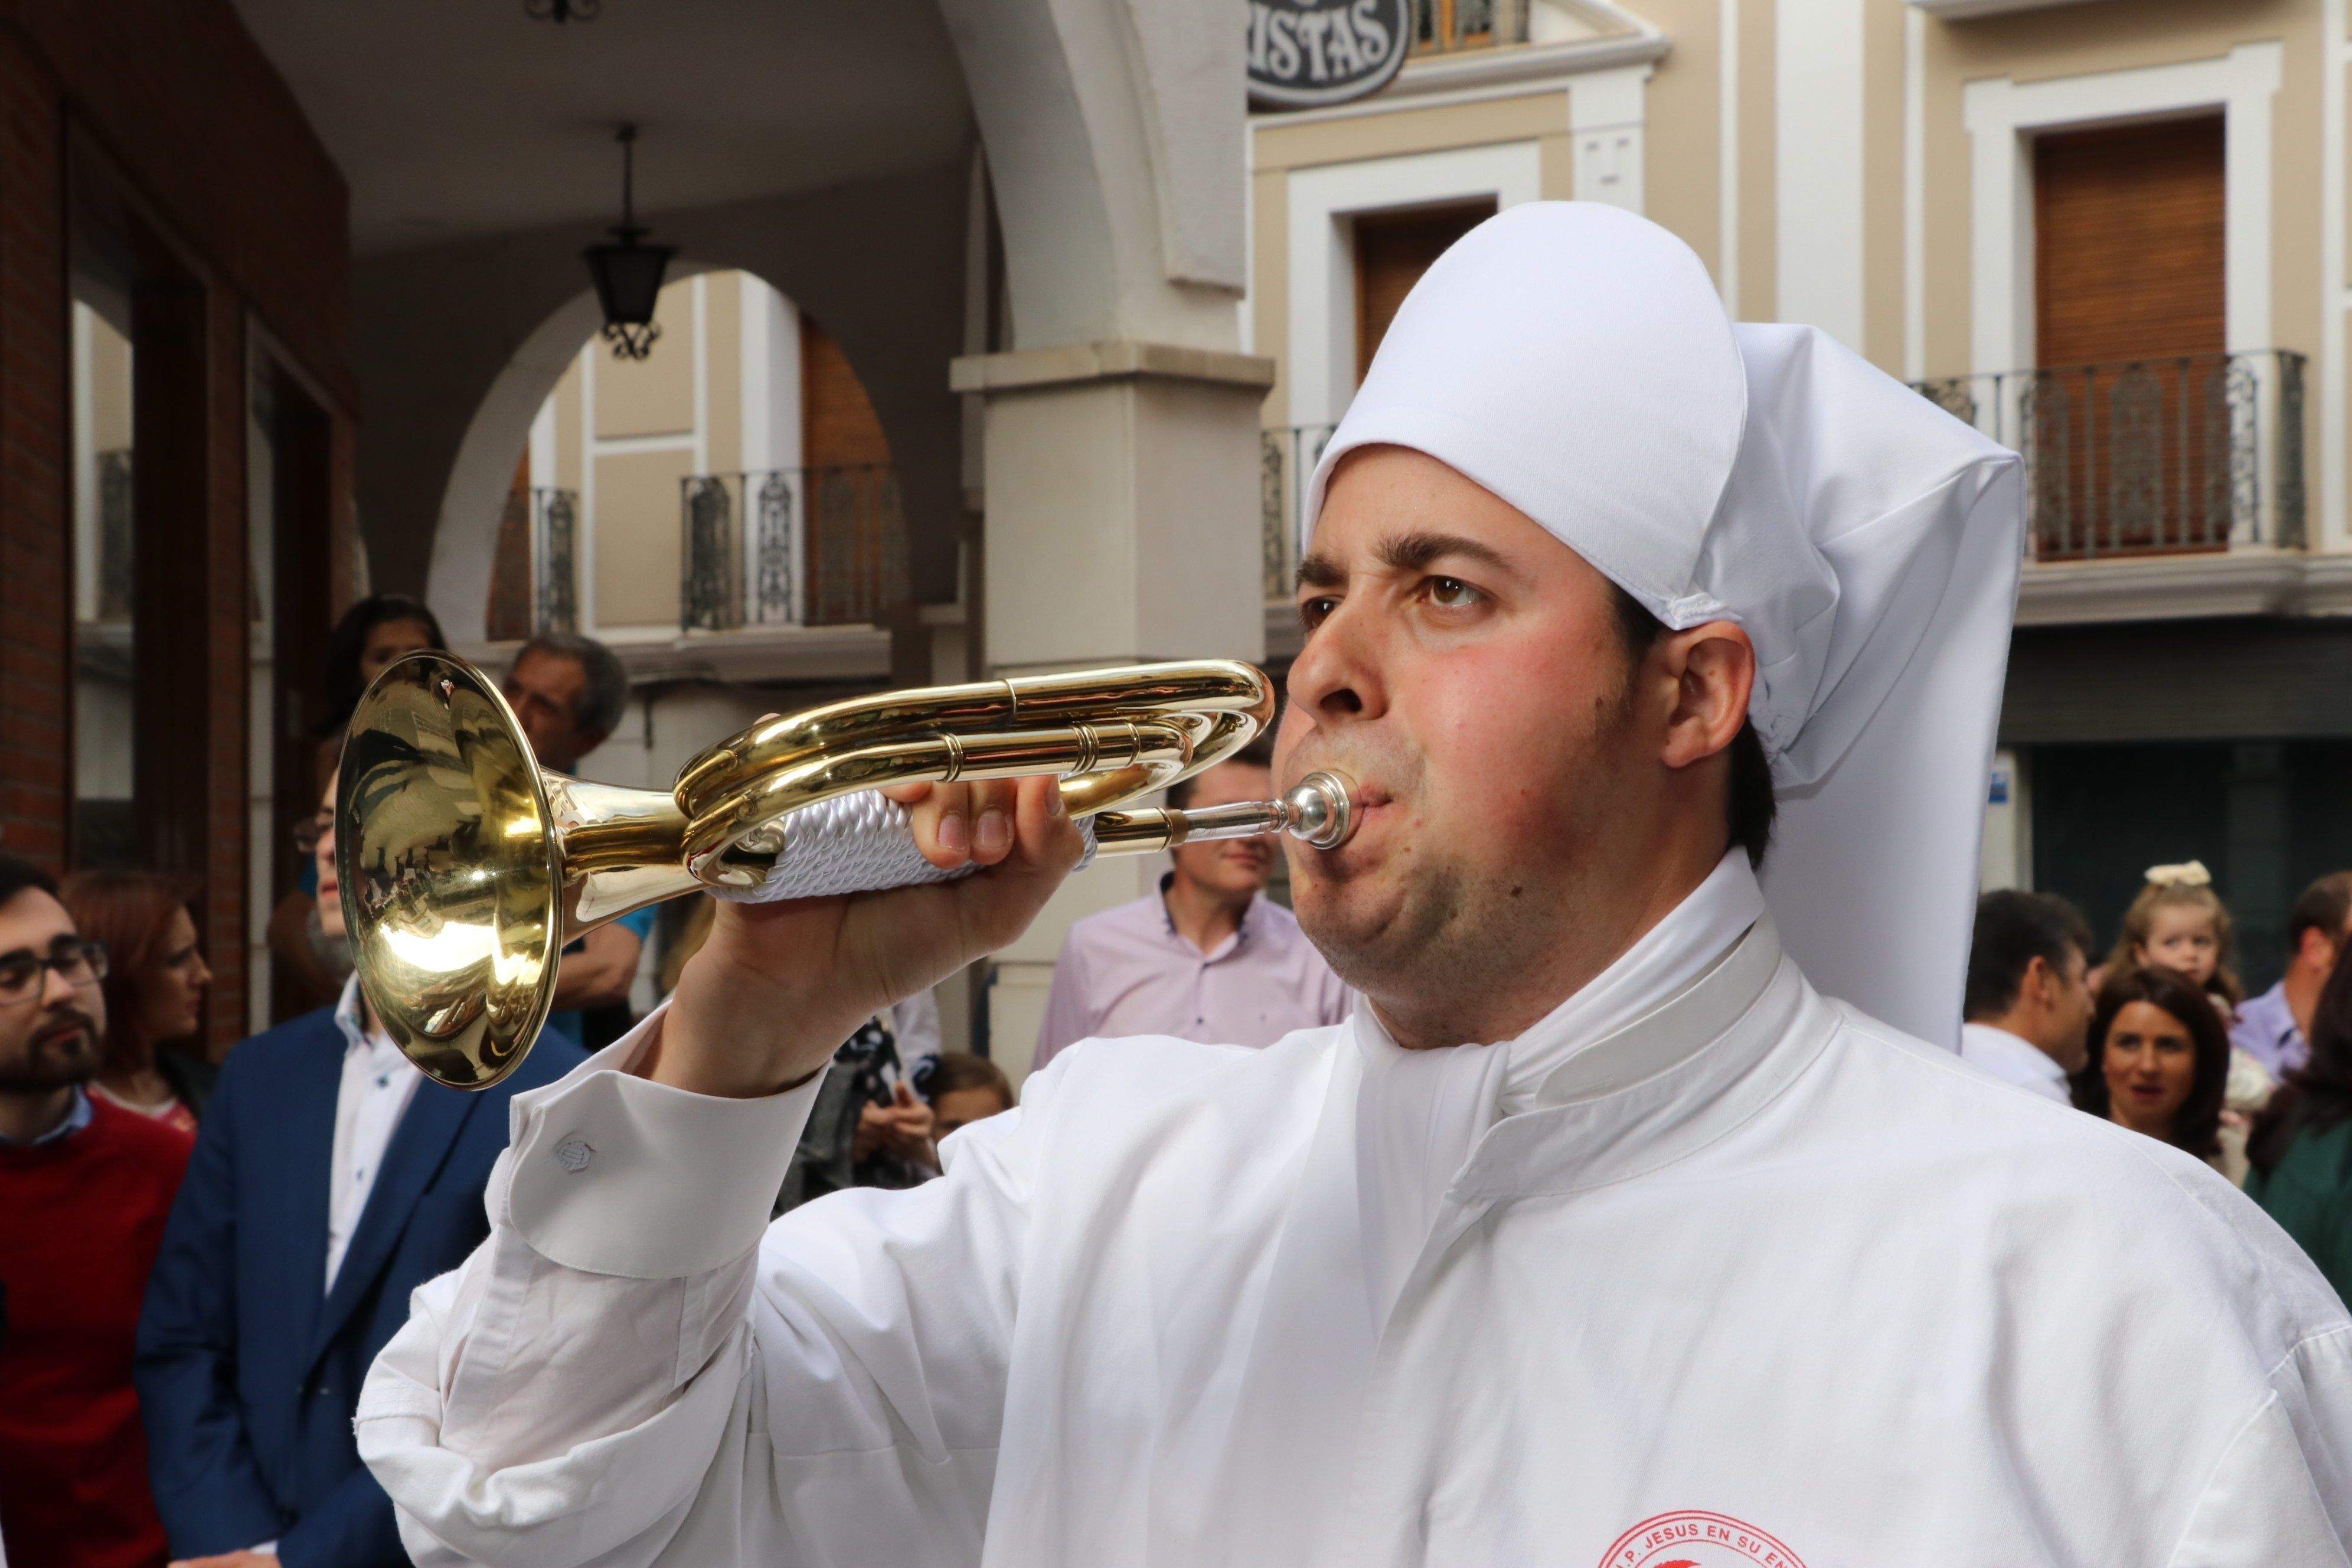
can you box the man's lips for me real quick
[32,1016,92,1049]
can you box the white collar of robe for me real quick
[1443,916,1809,1204]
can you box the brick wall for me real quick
[0,30,69,871]
[0,4,354,1053]
[202,289,249,1056]
[1,0,352,409]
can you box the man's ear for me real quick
[2020,953,2053,1010]
[2300,926,2336,968]
[1657,620,1756,771]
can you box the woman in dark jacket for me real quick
[2247,943,2352,1305]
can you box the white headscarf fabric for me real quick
[1303,202,2023,1047]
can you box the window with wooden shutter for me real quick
[2030,113,2226,556]
[1354,198,1497,383]
[799,313,903,623]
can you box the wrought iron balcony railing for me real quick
[1262,424,1338,602]
[486,485,578,642]
[1911,349,2307,560]
[1412,0,1528,55]
[679,465,910,633]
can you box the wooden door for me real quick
[799,314,903,623]
[486,453,534,642]
[2032,114,2226,555]
[1354,198,1496,382]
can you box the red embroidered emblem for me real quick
[1599,1511,1808,1568]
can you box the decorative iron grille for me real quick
[1909,349,2307,559]
[679,465,908,632]
[534,488,579,632]
[1261,424,1338,601]
[1412,0,1527,54]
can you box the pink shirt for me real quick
[1032,881,1355,1072]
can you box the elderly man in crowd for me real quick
[1033,737,1353,1071]
[502,632,654,1050]
[2235,870,2352,1078]
[0,855,190,1568]
[132,785,581,1568]
[1961,889,2097,1102]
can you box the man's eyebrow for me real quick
[1296,532,1526,593]
[1295,553,1346,591]
[1378,530,1520,579]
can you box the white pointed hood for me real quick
[1302,201,2023,1047]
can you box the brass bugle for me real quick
[338,651,1353,1090]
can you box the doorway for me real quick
[2030,114,2226,555]
[1353,198,1497,382]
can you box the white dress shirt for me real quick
[326,975,425,1291]
[1959,1021,2071,1102]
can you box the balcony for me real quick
[472,469,911,685]
[485,485,578,642]
[679,465,910,634]
[1915,350,2321,625]
[1411,0,1528,56]
[1263,348,2318,652]
[1262,423,1335,607]
[1912,350,2305,561]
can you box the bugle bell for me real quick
[338,652,1353,1090]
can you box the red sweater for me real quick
[0,1095,192,1568]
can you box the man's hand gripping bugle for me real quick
[642,775,1087,1099]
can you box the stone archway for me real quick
[352,164,974,639]
[937,0,1246,350]
[423,283,618,642]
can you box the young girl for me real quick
[2109,861,2273,1117]
[2109,861,2242,1012]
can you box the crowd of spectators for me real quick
[6,594,2351,1564]
[1965,865,2352,1301]
[0,608,1050,1568]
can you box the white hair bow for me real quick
[2144,861,2213,888]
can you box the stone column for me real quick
[950,340,1275,1081]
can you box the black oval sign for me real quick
[1247,0,1412,111]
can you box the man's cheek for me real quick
[1418,648,1586,770]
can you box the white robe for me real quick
[360,914,2352,1567]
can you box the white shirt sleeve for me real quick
[2164,1326,2352,1565]
[357,1005,1041,1568]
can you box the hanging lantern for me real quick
[582,124,674,361]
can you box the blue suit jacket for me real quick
[135,1006,584,1567]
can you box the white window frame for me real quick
[1283,140,1544,430]
[1961,42,2282,377]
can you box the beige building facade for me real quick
[1246,0,2352,986]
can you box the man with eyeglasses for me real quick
[0,852,192,1568]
